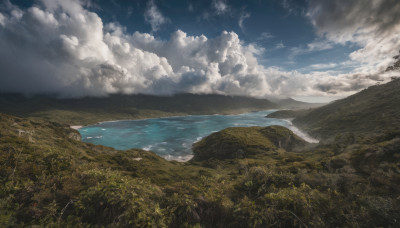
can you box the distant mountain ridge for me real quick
[0,93,316,125]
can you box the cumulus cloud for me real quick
[0,0,397,99]
[144,0,169,32]
[307,0,400,73]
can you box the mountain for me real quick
[268,78,400,139]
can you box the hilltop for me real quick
[192,126,308,161]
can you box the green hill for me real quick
[269,78,400,139]
[192,126,308,161]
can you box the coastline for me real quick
[71,109,317,162]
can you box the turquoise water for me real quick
[79,110,316,161]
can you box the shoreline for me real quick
[71,109,278,129]
[70,109,316,162]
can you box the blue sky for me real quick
[83,0,363,73]
[77,0,359,73]
[0,0,399,100]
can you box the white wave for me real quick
[163,154,194,162]
[86,136,102,139]
[142,145,153,151]
[282,119,319,143]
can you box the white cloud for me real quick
[275,41,285,49]
[213,0,229,15]
[238,12,250,31]
[0,0,396,99]
[307,0,400,74]
[308,63,337,70]
[144,0,169,32]
[0,13,5,26]
[290,39,334,58]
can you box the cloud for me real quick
[308,63,337,70]
[0,0,396,99]
[144,0,169,32]
[280,0,304,16]
[212,0,229,15]
[307,0,400,73]
[290,39,333,58]
[258,32,273,40]
[275,41,285,49]
[238,11,250,31]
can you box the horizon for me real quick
[0,0,399,99]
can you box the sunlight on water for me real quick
[79,110,317,161]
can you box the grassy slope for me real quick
[1,113,399,227]
[268,78,400,139]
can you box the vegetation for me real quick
[266,109,311,119]
[0,111,399,227]
[192,126,308,161]
[270,78,400,140]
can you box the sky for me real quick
[0,0,399,101]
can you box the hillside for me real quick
[1,113,399,227]
[270,98,324,109]
[268,78,400,139]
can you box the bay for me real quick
[79,110,317,161]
